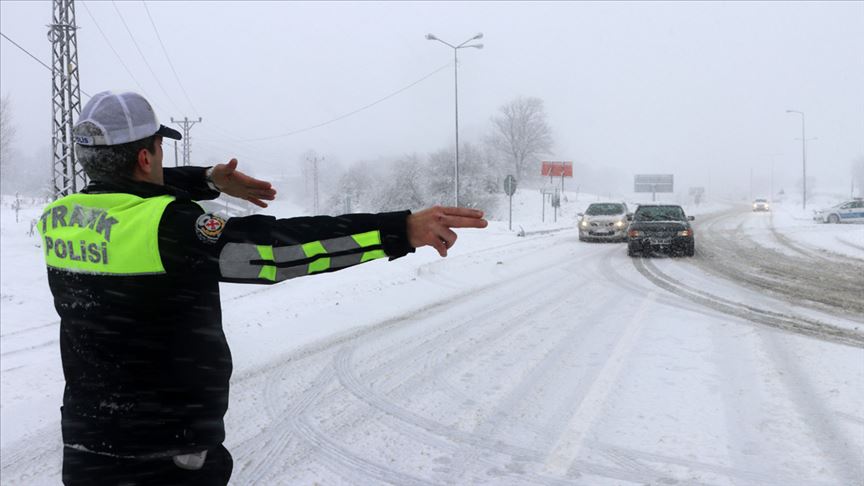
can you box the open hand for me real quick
[211,159,277,208]
[407,206,488,257]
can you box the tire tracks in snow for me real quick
[231,242,606,483]
[632,256,863,485]
[233,240,717,485]
[633,257,864,348]
[766,212,862,266]
[694,210,864,318]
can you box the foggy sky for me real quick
[2,1,862,198]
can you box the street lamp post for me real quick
[785,110,807,210]
[426,32,483,207]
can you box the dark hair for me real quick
[74,123,158,182]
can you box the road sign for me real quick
[634,174,674,193]
[541,161,573,177]
[504,175,517,196]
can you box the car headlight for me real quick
[677,229,692,237]
[628,229,642,238]
[615,220,626,228]
[580,220,589,228]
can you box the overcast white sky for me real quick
[2,1,863,198]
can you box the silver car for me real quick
[578,202,630,242]
[813,199,864,224]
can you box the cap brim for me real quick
[156,125,182,140]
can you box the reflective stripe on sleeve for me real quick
[219,230,386,283]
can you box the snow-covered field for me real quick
[1,190,862,484]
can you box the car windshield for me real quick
[634,206,686,221]
[755,199,767,203]
[585,203,625,216]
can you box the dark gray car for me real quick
[627,204,695,257]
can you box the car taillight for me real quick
[677,229,692,237]
[628,229,642,238]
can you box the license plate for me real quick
[650,238,672,245]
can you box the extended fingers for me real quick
[247,197,269,208]
[253,187,277,199]
[244,176,273,190]
[435,207,487,228]
[440,214,488,229]
[441,207,484,218]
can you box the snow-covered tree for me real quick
[368,154,426,212]
[425,148,456,206]
[453,142,499,212]
[487,96,554,179]
[324,160,375,214]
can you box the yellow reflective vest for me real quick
[39,193,176,275]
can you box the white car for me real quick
[752,198,770,212]
[813,199,864,224]
[578,202,630,242]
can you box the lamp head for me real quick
[425,33,437,40]
[473,32,484,40]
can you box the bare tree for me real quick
[1,94,17,191]
[487,96,553,179]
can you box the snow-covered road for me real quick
[1,200,862,485]
[223,217,862,485]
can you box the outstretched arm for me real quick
[160,203,487,286]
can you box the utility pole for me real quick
[170,116,201,166]
[306,154,323,214]
[786,110,812,210]
[49,0,84,197]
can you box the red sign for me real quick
[541,161,573,177]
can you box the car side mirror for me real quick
[688,216,695,221]
[577,212,584,217]
[626,213,633,221]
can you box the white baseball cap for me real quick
[73,91,182,146]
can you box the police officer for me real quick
[40,91,487,485]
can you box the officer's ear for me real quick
[134,147,154,180]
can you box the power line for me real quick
[0,31,92,98]
[1,31,51,71]
[141,1,198,115]
[79,2,153,103]
[110,0,184,114]
[139,1,251,147]
[231,61,453,142]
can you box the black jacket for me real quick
[48,167,412,456]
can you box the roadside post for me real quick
[552,188,561,222]
[504,174,517,230]
[541,162,573,222]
